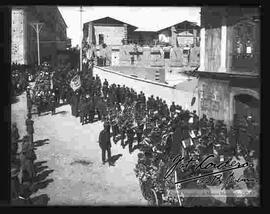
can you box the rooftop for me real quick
[83,16,137,29]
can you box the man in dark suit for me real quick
[25,113,34,145]
[26,89,32,115]
[98,123,113,166]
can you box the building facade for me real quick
[12,6,70,66]
[157,20,200,47]
[197,7,260,127]
[83,16,137,47]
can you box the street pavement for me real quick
[11,92,148,206]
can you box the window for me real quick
[232,18,259,72]
[99,34,104,45]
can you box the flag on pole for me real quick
[70,74,81,91]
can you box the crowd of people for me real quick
[64,66,260,206]
[11,64,34,97]
[27,62,76,116]
[12,61,260,206]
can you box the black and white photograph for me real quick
[8,5,260,206]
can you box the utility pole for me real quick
[79,6,85,71]
[30,22,44,66]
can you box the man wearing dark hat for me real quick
[126,124,136,153]
[54,85,60,105]
[116,84,121,105]
[111,110,119,143]
[50,92,57,115]
[136,122,144,144]
[71,90,80,117]
[170,102,176,117]
[79,95,86,124]
[102,80,109,99]
[26,89,32,115]
[98,123,113,166]
[36,95,42,116]
[25,113,34,145]
[88,96,95,123]
[11,123,20,155]
[119,121,127,149]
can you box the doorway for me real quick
[234,94,260,124]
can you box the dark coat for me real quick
[99,129,111,149]
[96,98,106,114]
[25,119,34,134]
[170,104,176,112]
[71,94,79,116]
[171,124,182,155]
[27,95,32,109]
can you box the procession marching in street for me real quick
[10,61,260,207]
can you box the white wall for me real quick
[12,9,27,64]
[94,26,125,46]
[93,66,198,111]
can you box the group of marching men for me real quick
[10,62,260,205]
[66,69,260,178]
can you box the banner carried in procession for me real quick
[70,74,81,91]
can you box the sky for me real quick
[58,6,201,47]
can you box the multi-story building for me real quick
[83,16,137,48]
[12,6,70,66]
[196,6,260,126]
[157,20,200,47]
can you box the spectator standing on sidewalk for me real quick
[26,88,32,116]
[25,113,34,145]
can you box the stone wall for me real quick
[12,8,27,64]
[198,77,230,124]
[108,66,166,83]
[116,45,200,68]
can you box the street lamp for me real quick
[30,22,44,66]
